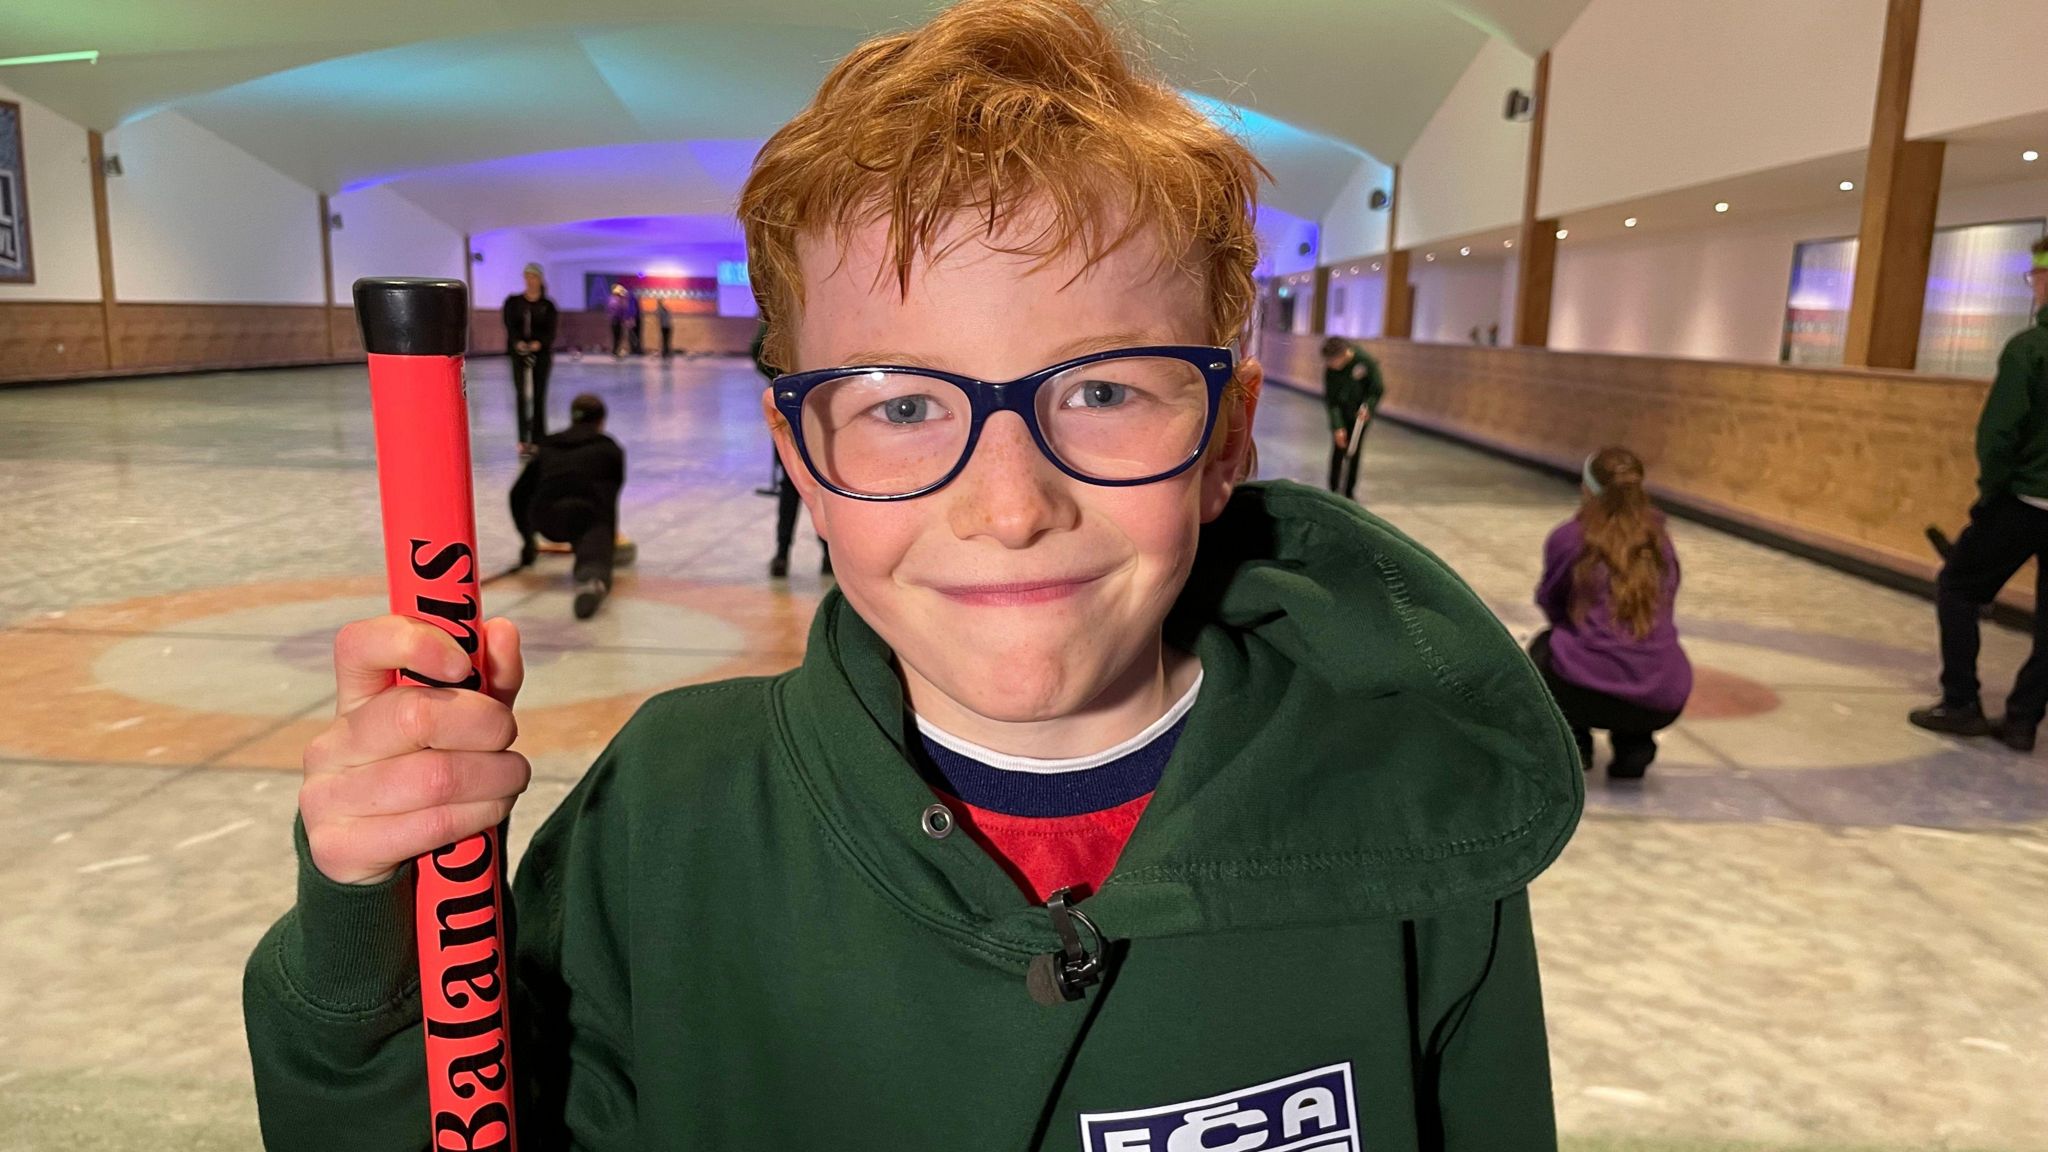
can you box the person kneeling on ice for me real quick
[243,2,1583,1146]
[1530,446,1692,778]
[509,392,628,620]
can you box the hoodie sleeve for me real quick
[243,763,639,1150]
[1422,890,1560,1151]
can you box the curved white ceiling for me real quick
[2,0,1589,230]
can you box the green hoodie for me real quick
[1977,305,2048,503]
[244,481,1582,1151]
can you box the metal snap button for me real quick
[921,802,955,840]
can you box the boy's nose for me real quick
[946,412,1079,548]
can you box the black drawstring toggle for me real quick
[1026,886,1106,1006]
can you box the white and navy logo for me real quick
[1079,1063,1359,1152]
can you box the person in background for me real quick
[510,393,627,620]
[1320,335,1384,499]
[606,284,631,357]
[1532,446,1692,778]
[1910,236,2048,752]
[750,320,830,579]
[626,287,644,355]
[658,296,676,358]
[501,262,558,452]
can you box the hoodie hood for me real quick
[778,480,1582,951]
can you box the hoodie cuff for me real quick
[282,814,419,1014]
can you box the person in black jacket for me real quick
[751,321,830,578]
[502,263,559,451]
[511,393,627,619]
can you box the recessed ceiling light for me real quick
[1715,201,1730,213]
[1624,217,1638,228]
[1839,180,1855,191]
[1425,253,1436,262]
[1555,228,1569,240]
[1460,246,1471,256]
[1370,262,1381,271]
[2026,150,2041,162]
[1349,266,1360,274]
[1504,239,1514,248]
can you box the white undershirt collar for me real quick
[914,670,1204,775]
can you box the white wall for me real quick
[1411,257,1510,344]
[1550,203,1861,362]
[1317,157,1394,264]
[0,83,102,302]
[1398,37,1533,249]
[469,229,553,308]
[1255,206,1319,278]
[1324,267,1386,339]
[104,112,323,304]
[1910,0,2048,140]
[328,186,464,302]
[1543,0,1886,218]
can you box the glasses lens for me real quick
[1037,356,1213,481]
[800,372,973,497]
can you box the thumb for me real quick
[483,617,525,709]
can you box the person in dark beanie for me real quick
[511,392,627,619]
[1911,237,2048,751]
[1321,335,1384,499]
[502,262,559,452]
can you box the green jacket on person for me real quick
[1978,305,2048,503]
[1324,341,1386,432]
[242,482,1583,1151]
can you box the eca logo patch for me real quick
[1079,1063,1359,1152]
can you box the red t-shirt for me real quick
[943,792,1153,904]
[915,686,1195,905]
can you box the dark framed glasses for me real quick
[770,345,1237,501]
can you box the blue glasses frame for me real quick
[771,345,1237,501]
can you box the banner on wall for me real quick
[0,101,33,284]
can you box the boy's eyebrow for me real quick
[837,330,1176,372]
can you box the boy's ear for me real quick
[1199,359,1262,524]
[761,387,831,543]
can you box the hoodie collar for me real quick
[774,481,1582,948]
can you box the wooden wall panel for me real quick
[116,304,330,373]
[0,302,114,384]
[1259,330,2011,604]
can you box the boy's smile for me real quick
[766,208,1259,759]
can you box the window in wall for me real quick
[1781,236,1858,366]
[1918,218,2046,378]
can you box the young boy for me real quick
[244,1,1582,1148]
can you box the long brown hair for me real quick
[1572,446,1668,640]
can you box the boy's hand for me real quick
[300,616,531,886]
[1334,428,1349,451]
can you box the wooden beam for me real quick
[1511,51,1555,347]
[1382,250,1413,340]
[86,130,120,370]
[1381,164,1412,340]
[1844,0,1941,370]
[1309,265,1331,336]
[318,193,336,359]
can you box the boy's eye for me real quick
[872,394,940,424]
[1063,381,1131,410]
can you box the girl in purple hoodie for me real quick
[1532,446,1693,778]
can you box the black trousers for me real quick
[610,321,625,356]
[1530,630,1681,768]
[660,327,673,357]
[511,352,551,445]
[1327,429,1364,499]
[511,476,615,586]
[772,455,828,565]
[1937,495,2048,721]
